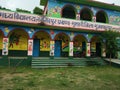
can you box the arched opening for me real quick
[54,33,70,57]
[90,36,101,57]
[96,10,108,23]
[61,5,76,19]
[73,35,87,58]
[33,31,51,57]
[0,30,4,56]
[8,29,28,57]
[80,7,93,21]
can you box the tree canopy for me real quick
[0,6,11,11]
[16,8,31,13]
[33,7,43,15]
[100,30,120,58]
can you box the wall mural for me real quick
[0,33,3,50]
[109,15,120,25]
[91,42,96,52]
[8,30,28,50]
[48,0,120,26]
[55,34,69,52]
[73,35,86,52]
[34,32,50,51]
[48,6,61,17]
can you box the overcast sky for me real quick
[0,0,120,12]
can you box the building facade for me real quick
[0,0,120,66]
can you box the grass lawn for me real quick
[0,66,120,90]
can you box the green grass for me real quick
[0,66,120,90]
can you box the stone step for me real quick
[31,58,106,68]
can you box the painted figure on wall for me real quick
[0,32,3,50]
[2,38,9,55]
[34,31,50,51]
[109,15,120,25]
[8,30,28,50]
[9,32,21,48]
[48,6,61,17]
[55,33,69,52]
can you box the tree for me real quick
[100,30,120,65]
[16,8,31,13]
[0,6,11,11]
[33,7,43,15]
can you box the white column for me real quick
[76,13,80,20]
[28,39,33,56]
[50,40,55,56]
[69,42,73,56]
[86,42,91,57]
[2,38,9,55]
[102,44,106,57]
[92,16,96,22]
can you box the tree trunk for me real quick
[109,53,112,66]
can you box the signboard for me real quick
[0,10,120,31]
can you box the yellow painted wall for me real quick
[55,34,69,51]
[9,30,28,50]
[91,42,96,52]
[35,32,50,51]
[73,35,86,51]
[0,33,3,49]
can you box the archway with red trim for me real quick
[80,7,93,21]
[90,36,101,57]
[0,30,4,56]
[73,34,87,58]
[8,28,29,56]
[54,33,70,57]
[61,4,76,19]
[96,10,108,23]
[32,31,51,57]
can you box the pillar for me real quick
[2,38,9,56]
[86,42,91,57]
[102,44,106,57]
[50,40,55,59]
[28,39,33,56]
[92,16,96,22]
[27,39,33,61]
[76,13,80,20]
[69,42,73,58]
[2,37,9,62]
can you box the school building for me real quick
[0,0,120,67]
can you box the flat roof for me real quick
[40,0,120,12]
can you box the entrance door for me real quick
[0,50,2,56]
[33,39,40,57]
[54,40,62,57]
[96,43,101,57]
[82,42,86,57]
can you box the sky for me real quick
[0,0,120,12]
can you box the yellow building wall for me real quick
[35,32,50,51]
[55,34,69,51]
[9,30,28,50]
[0,33,3,49]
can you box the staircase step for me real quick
[31,58,106,68]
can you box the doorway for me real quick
[54,40,62,57]
[33,39,40,57]
[96,42,101,57]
